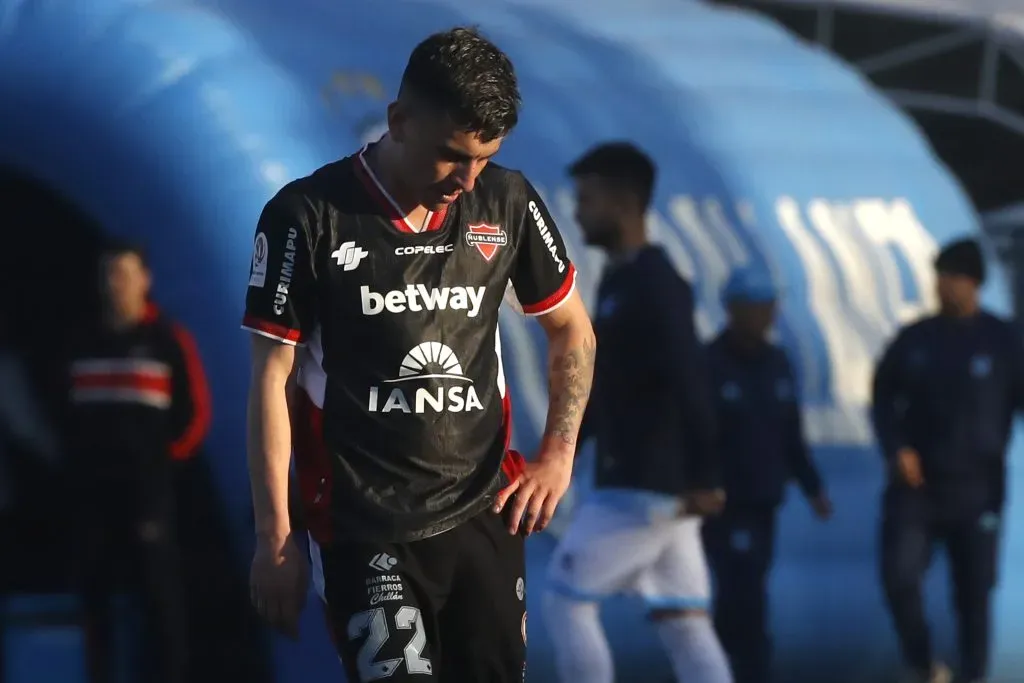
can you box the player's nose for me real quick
[452,161,484,193]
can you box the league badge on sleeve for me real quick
[250,232,268,288]
[466,223,508,262]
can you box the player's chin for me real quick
[426,190,462,209]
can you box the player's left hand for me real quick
[494,448,573,536]
[809,492,833,520]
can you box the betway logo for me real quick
[361,285,486,318]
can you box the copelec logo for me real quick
[395,244,454,256]
[368,342,483,414]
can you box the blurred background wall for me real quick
[0,1,1021,682]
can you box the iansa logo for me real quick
[465,223,508,262]
[368,342,483,414]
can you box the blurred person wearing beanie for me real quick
[872,238,1022,683]
[543,142,731,683]
[702,266,831,683]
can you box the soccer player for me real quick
[242,27,595,682]
[872,239,1023,683]
[69,241,211,683]
[542,142,732,683]
[702,266,831,683]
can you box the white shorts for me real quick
[545,499,711,610]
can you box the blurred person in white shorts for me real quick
[542,142,731,683]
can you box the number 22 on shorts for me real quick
[348,606,432,680]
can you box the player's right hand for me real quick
[250,533,308,640]
[681,488,726,517]
[895,447,924,488]
[495,447,574,536]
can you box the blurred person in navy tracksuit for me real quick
[702,266,831,683]
[872,239,1021,683]
[68,241,211,683]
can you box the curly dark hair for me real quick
[399,26,521,142]
[568,142,657,210]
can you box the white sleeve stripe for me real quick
[523,270,577,318]
[241,325,301,346]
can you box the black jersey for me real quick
[242,146,576,543]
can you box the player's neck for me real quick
[607,225,647,257]
[940,299,979,319]
[367,138,431,227]
[104,306,145,331]
[725,328,767,355]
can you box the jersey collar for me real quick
[354,144,448,234]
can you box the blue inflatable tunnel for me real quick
[2,1,1022,682]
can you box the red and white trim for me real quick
[521,264,578,317]
[168,324,212,460]
[70,358,173,410]
[241,315,303,346]
[291,327,334,549]
[495,322,525,483]
[309,535,327,603]
[354,145,448,234]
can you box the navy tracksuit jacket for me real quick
[702,332,823,683]
[582,245,718,497]
[871,311,1024,680]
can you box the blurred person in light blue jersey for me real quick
[701,266,831,683]
[872,238,1022,683]
[543,142,732,683]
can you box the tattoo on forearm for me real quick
[545,335,596,447]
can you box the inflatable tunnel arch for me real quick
[2,1,1019,681]
[0,2,344,525]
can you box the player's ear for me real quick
[386,100,406,143]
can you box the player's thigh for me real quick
[313,535,454,682]
[439,511,526,682]
[945,515,1001,597]
[638,517,712,611]
[707,510,776,585]
[879,497,934,590]
[546,502,664,600]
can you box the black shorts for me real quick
[315,509,526,682]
